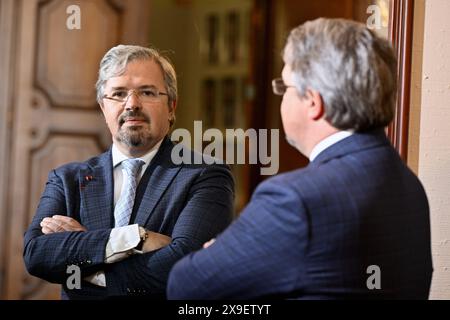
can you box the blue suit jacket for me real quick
[167,130,433,299]
[23,137,234,299]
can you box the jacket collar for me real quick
[79,149,114,229]
[311,128,390,165]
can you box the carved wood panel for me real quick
[2,0,151,299]
[387,0,414,162]
[0,0,18,299]
[36,0,120,108]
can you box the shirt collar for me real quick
[309,131,354,162]
[112,139,164,168]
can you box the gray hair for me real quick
[284,18,397,131]
[96,44,178,111]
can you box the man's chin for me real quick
[120,124,150,135]
[125,126,143,132]
[116,130,152,148]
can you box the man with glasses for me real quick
[167,18,432,299]
[23,45,234,299]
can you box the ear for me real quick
[170,100,177,114]
[305,89,324,121]
[168,100,177,126]
[168,100,177,119]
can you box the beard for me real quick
[115,110,152,147]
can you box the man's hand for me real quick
[142,231,172,253]
[40,215,87,234]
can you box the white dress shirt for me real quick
[309,131,353,162]
[112,141,162,206]
[85,139,163,287]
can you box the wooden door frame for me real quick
[0,0,20,299]
[387,0,415,162]
[247,0,274,195]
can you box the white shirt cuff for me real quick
[105,224,141,264]
[84,271,106,287]
[84,225,143,287]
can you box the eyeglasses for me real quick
[103,88,168,104]
[272,78,296,96]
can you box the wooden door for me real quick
[1,0,151,299]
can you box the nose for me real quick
[124,91,142,111]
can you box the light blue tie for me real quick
[114,158,145,227]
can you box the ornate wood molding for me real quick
[0,0,21,299]
[35,0,121,109]
[387,0,415,162]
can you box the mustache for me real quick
[118,111,150,126]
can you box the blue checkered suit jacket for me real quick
[23,137,234,299]
[167,130,433,299]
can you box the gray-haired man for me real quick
[24,45,234,299]
[167,18,432,300]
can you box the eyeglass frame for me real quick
[102,87,169,104]
[272,78,296,96]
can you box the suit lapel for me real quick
[79,150,114,230]
[132,137,182,226]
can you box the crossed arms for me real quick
[40,215,171,254]
[23,163,234,296]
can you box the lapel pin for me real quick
[85,175,93,181]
